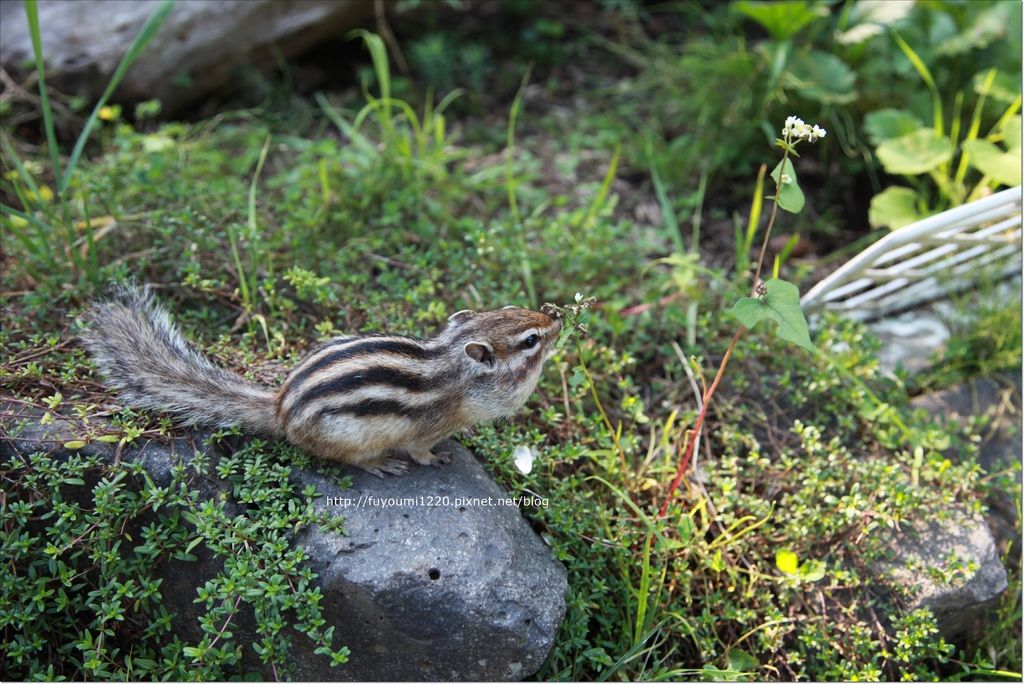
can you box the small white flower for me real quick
[780,173,792,184]
[513,445,535,474]
[782,116,827,144]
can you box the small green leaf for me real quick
[964,139,1021,187]
[63,440,87,450]
[863,109,924,145]
[776,548,799,574]
[677,514,695,542]
[729,279,814,352]
[869,186,925,230]
[798,559,827,582]
[710,549,726,572]
[875,128,954,175]
[95,435,121,443]
[727,648,759,675]
[770,158,805,213]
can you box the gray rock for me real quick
[0,0,370,113]
[876,512,1008,638]
[0,406,566,680]
[867,311,951,375]
[911,372,1021,571]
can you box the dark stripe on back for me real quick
[291,365,439,413]
[319,397,444,420]
[284,337,436,395]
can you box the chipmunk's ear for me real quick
[448,309,475,325]
[464,341,496,370]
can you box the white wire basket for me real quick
[801,186,1023,321]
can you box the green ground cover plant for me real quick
[1,1,1020,680]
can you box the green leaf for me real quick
[727,648,759,675]
[835,1,913,44]
[729,279,814,352]
[770,158,805,214]
[863,109,924,146]
[775,548,799,574]
[973,70,1022,105]
[798,559,827,582]
[963,139,1022,186]
[1003,116,1021,152]
[735,0,827,41]
[875,128,954,175]
[869,186,925,230]
[63,440,86,450]
[936,3,1012,57]
[785,50,857,104]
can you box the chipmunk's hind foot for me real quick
[359,454,411,478]
[407,444,453,467]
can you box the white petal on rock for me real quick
[513,445,535,474]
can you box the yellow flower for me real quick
[98,105,121,121]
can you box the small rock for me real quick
[867,311,951,375]
[911,372,1021,570]
[0,406,566,680]
[876,512,1008,638]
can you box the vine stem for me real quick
[659,147,790,517]
[658,325,744,516]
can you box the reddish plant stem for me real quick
[659,148,791,516]
[659,325,744,517]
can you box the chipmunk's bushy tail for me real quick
[81,284,282,435]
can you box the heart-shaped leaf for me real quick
[869,186,925,230]
[729,279,814,352]
[770,158,805,214]
[876,128,954,175]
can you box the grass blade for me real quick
[892,31,943,137]
[23,0,62,192]
[648,160,685,254]
[506,67,536,307]
[580,143,620,230]
[59,0,175,196]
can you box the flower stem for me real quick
[659,147,789,515]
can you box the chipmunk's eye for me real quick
[521,334,540,349]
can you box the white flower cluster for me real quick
[782,116,827,143]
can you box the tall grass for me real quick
[1,0,175,289]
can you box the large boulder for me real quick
[1,406,567,680]
[0,0,371,113]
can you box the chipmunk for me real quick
[80,284,562,476]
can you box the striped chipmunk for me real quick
[81,284,562,476]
